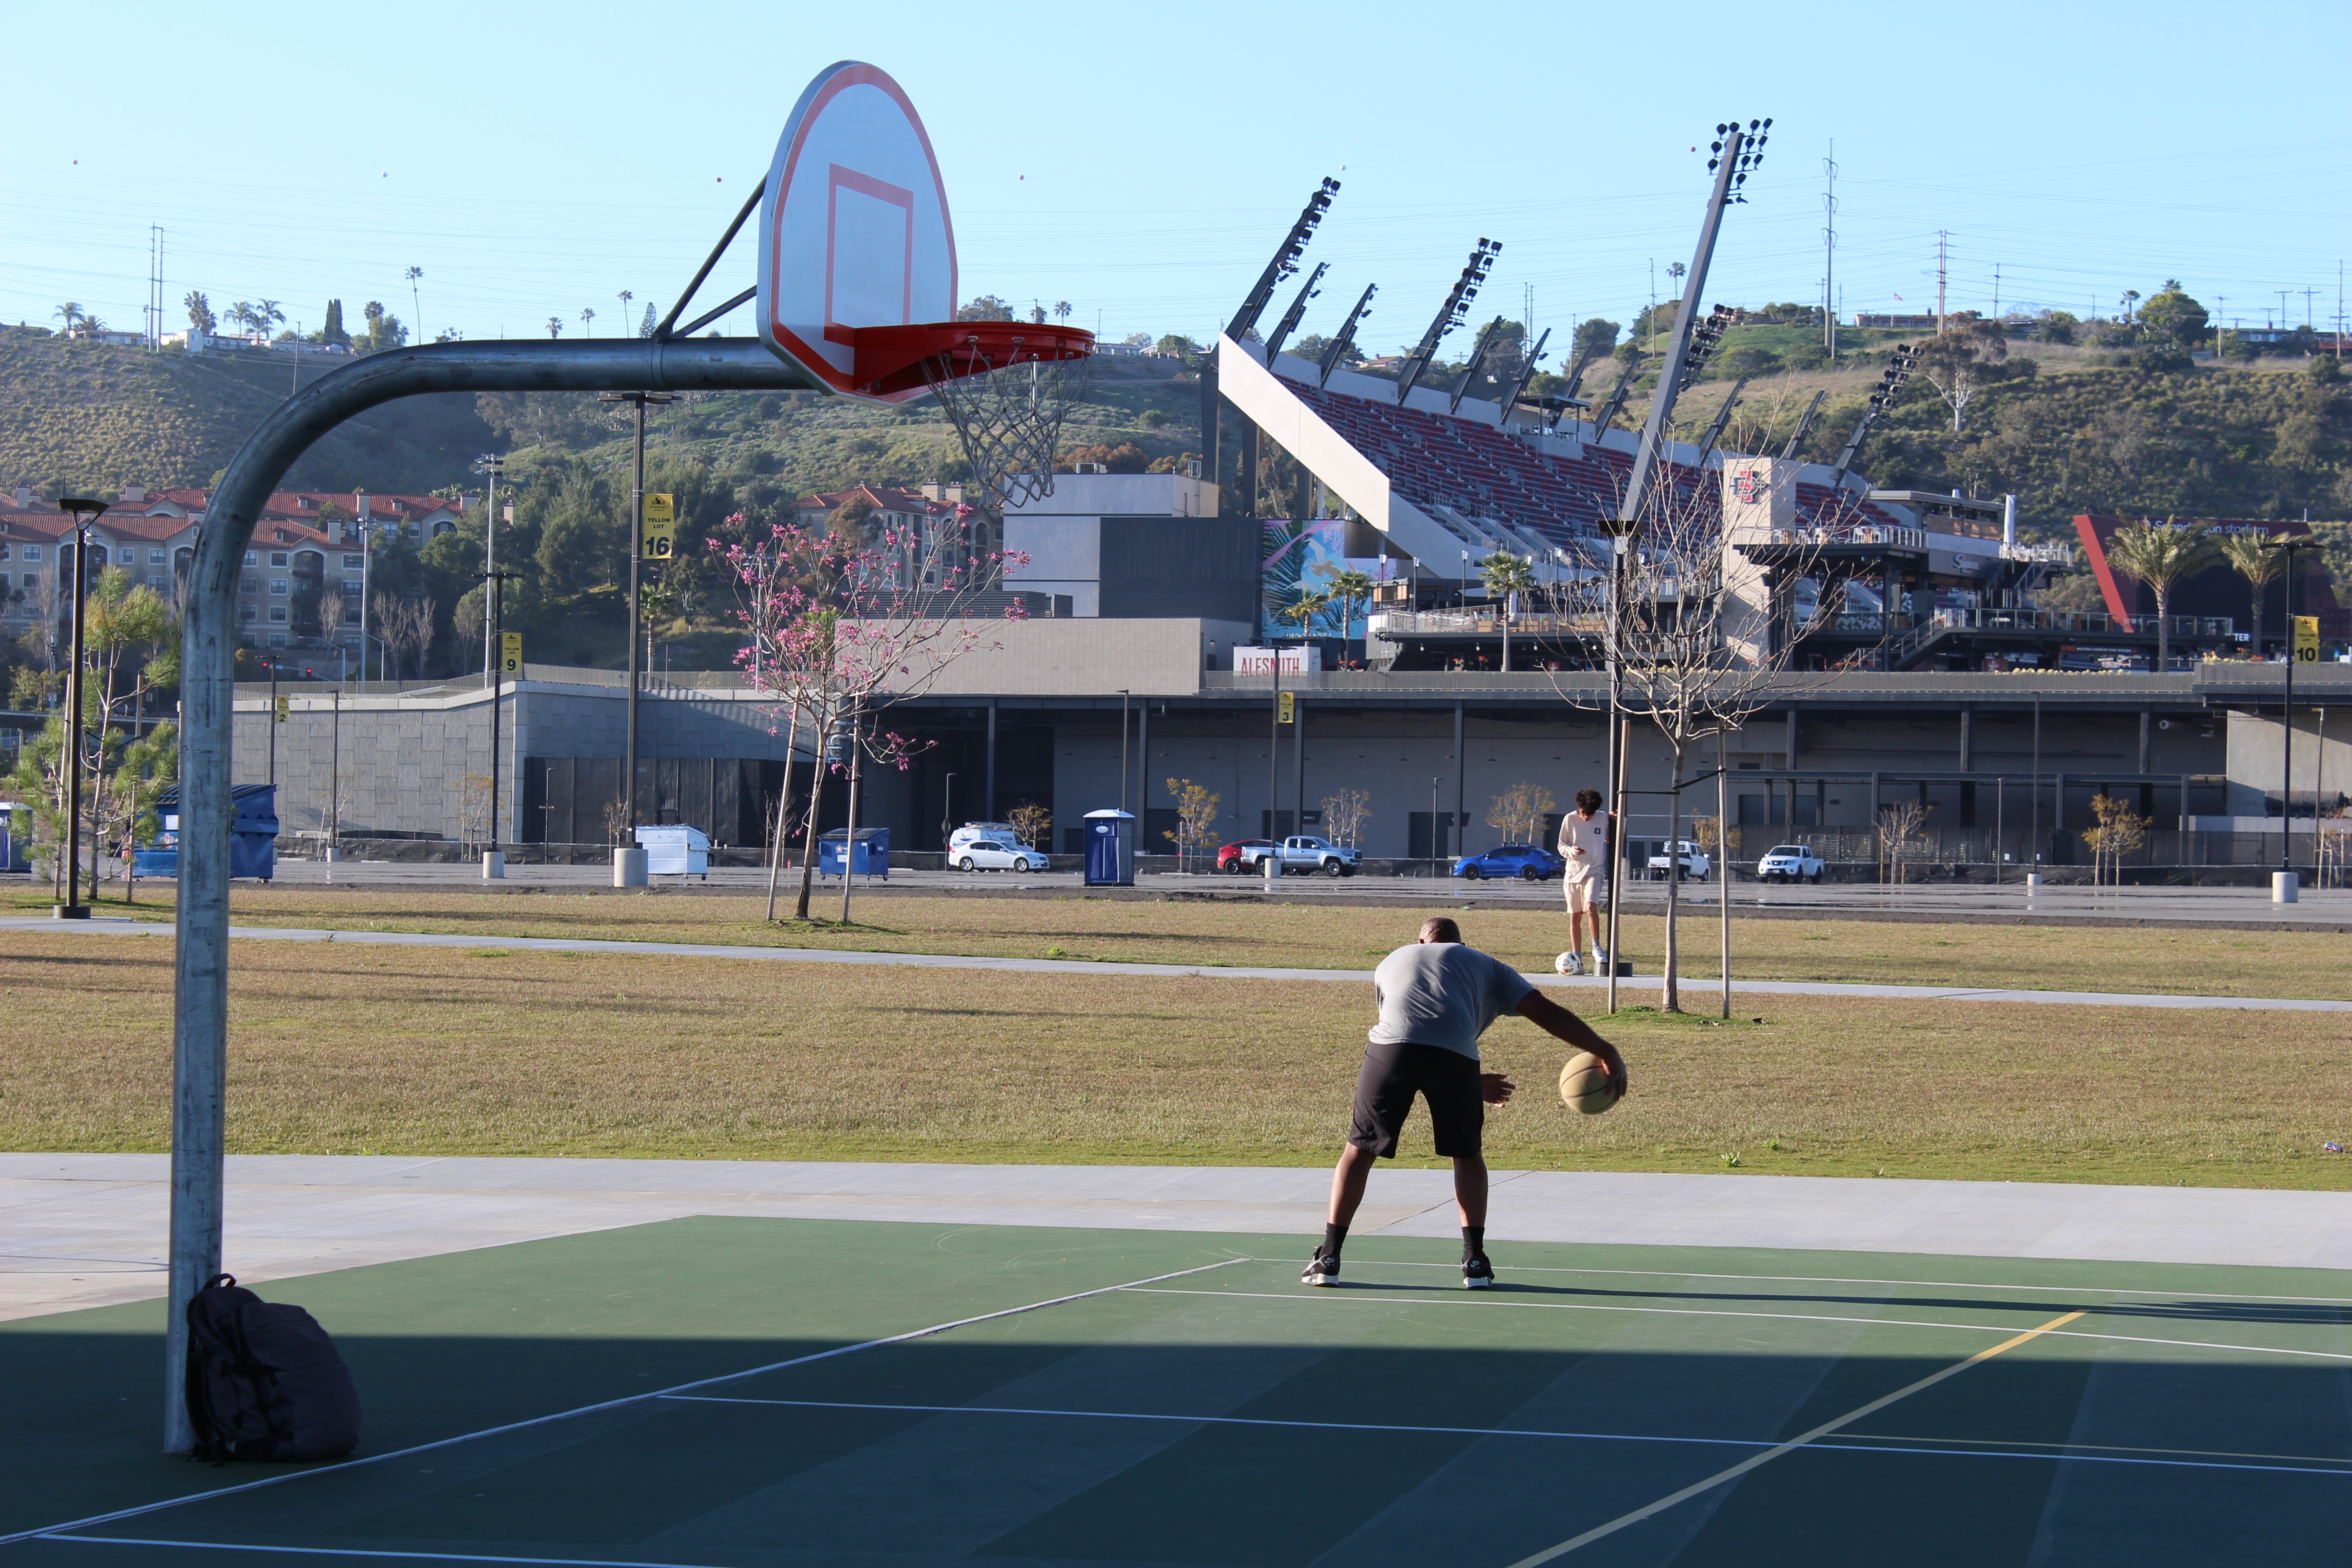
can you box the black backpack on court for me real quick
[184,1273,363,1462]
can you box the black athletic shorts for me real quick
[1348,1040,1484,1159]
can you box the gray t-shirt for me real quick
[1367,942,1535,1061]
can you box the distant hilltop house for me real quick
[160,328,354,356]
[0,485,470,652]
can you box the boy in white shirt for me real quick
[1555,788,1612,975]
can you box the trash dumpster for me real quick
[1083,808,1135,887]
[140,784,278,880]
[634,823,710,878]
[818,827,889,878]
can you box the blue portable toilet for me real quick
[818,827,890,878]
[1083,809,1135,887]
[142,784,279,881]
[0,802,27,872]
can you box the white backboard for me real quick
[756,61,957,404]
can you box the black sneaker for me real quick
[1462,1253,1495,1290]
[1301,1246,1342,1287]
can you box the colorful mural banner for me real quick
[1259,519,1391,642]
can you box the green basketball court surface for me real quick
[5,1215,2347,1566]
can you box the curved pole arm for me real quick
[166,338,813,1453]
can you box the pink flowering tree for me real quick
[712,504,1027,923]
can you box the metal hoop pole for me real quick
[166,339,813,1454]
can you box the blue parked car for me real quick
[1452,843,1565,882]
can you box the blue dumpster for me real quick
[1083,809,1135,887]
[818,827,889,878]
[142,784,279,880]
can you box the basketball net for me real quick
[921,332,1093,512]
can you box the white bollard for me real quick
[2273,871,2299,904]
[323,846,343,863]
[613,847,648,888]
[482,851,505,880]
[2025,873,2043,889]
[1263,853,1279,890]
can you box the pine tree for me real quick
[639,303,657,338]
[322,299,348,346]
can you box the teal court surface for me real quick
[5,1216,2350,1568]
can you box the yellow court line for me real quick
[1500,1312,2085,1567]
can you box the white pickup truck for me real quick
[1755,843,1826,884]
[1251,835,1362,877]
[1643,840,1711,882]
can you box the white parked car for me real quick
[953,838,1047,873]
[1755,843,1825,884]
[1644,840,1711,881]
[949,821,1024,858]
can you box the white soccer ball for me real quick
[1553,951,1578,974]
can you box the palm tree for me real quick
[580,307,595,337]
[617,289,633,331]
[1053,300,1073,324]
[53,302,84,335]
[254,300,286,339]
[1323,567,1375,659]
[1283,589,1333,640]
[546,317,564,339]
[1480,552,1539,672]
[2218,531,2284,656]
[404,266,423,339]
[2102,516,2216,671]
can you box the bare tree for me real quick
[1485,781,1555,844]
[1167,778,1222,871]
[1544,459,1849,1012]
[1320,786,1371,851]
[1915,318,2008,436]
[370,593,436,681]
[714,507,1029,923]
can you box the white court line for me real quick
[1251,1258,2352,1307]
[660,1394,2352,1479]
[42,1539,696,1567]
[1503,1311,2086,1566]
[3,1256,1252,1550]
[1128,1287,2352,1364]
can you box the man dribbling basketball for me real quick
[1304,917,1627,1290]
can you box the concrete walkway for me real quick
[6,1152,2349,1324]
[250,860,2352,928]
[9,916,2346,1011]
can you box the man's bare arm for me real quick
[1515,991,1629,1095]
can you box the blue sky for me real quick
[7,0,2346,359]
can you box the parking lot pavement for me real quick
[231,859,2352,926]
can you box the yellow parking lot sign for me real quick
[2292,616,2318,664]
[1277,691,1295,724]
[273,695,289,724]
[500,632,524,675]
[642,493,677,560]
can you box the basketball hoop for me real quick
[830,322,1093,510]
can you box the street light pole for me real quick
[56,498,108,917]
[599,392,675,887]
[2263,537,2317,896]
[478,568,522,878]
[475,454,505,681]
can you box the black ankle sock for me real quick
[1322,1223,1348,1257]
[1462,1225,1486,1259]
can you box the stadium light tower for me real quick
[1617,118,1770,532]
[1829,345,1920,486]
[1208,177,1340,515]
[1318,284,1376,387]
[1260,262,1327,363]
[1396,239,1501,405]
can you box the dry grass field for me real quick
[4,931,2344,1189]
[26,884,2350,1000]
